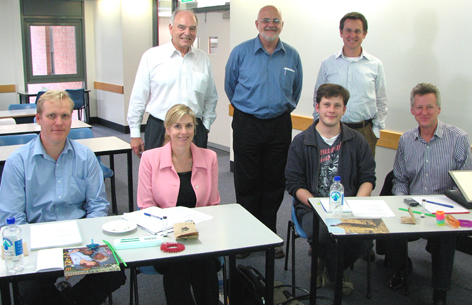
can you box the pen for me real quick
[144,213,162,220]
[424,200,454,209]
[103,239,127,267]
[399,208,434,217]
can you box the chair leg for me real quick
[367,250,372,298]
[110,175,117,215]
[108,293,113,305]
[291,225,297,296]
[284,221,292,271]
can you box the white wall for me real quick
[194,11,231,148]
[230,0,472,194]
[0,0,24,109]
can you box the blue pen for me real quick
[144,213,162,220]
[425,200,454,209]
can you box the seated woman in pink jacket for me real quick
[137,104,220,305]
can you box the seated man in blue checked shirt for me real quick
[385,83,472,305]
[0,90,126,305]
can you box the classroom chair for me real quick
[8,103,37,124]
[68,128,117,214]
[34,91,46,104]
[0,133,37,183]
[65,89,86,121]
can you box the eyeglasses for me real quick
[258,18,281,25]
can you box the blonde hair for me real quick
[36,90,74,114]
[164,104,197,145]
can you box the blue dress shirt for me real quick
[0,136,109,226]
[225,36,303,119]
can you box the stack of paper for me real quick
[412,195,470,214]
[30,220,82,250]
[122,206,213,235]
[347,199,395,218]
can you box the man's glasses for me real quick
[258,18,281,25]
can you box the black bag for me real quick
[233,265,306,305]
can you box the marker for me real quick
[424,200,454,209]
[144,213,162,220]
[399,208,435,217]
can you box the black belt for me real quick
[344,119,373,129]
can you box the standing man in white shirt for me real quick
[127,9,218,157]
[313,12,387,157]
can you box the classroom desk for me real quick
[0,136,134,214]
[17,90,91,123]
[0,120,91,136]
[0,204,283,305]
[0,109,36,124]
[308,195,472,305]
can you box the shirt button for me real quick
[426,160,429,163]
[59,196,61,198]
[58,180,60,183]
[57,164,59,166]
[195,185,199,189]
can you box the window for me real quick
[21,0,86,98]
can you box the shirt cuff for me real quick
[372,125,381,139]
[130,128,142,138]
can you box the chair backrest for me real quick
[65,89,85,109]
[0,134,37,146]
[8,103,37,110]
[34,91,46,104]
[68,127,94,140]
[0,118,16,125]
[291,203,308,239]
[380,170,394,196]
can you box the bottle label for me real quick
[2,238,23,256]
[330,191,343,204]
[14,239,23,256]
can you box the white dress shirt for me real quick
[313,49,388,138]
[127,42,218,138]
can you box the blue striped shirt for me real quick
[225,36,303,119]
[313,49,387,137]
[392,120,472,195]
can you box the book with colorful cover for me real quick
[63,245,120,277]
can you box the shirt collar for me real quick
[32,136,73,160]
[335,48,371,60]
[159,142,209,171]
[168,41,195,58]
[414,120,444,141]
[253,35,285,55]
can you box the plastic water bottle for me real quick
[329,176,344,217]
[2,217,24,274]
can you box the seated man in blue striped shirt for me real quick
[386,83,472,305]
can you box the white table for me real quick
[0,109,36,124]
[308,195,472,304]
[0,136,134,214]
[0,204,283,305]
[0,120,91,136]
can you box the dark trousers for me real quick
[154,258,220,305]
[18,269,126,305]
[144,115,208,150]
[297,206,373,281]
[385,236,456,290]
[232,108,292,233]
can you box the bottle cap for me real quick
[6,217,15,225]
[334,176,341,182]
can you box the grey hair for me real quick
[170,9,198,26]
[410,83,441,108]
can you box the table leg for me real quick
[109,155,117,215]
[333,240,345,305]
[265,247,275,305]
[127,151,134,212]
[1,280,11,305]
[310,211,320,304]
[228,255,237,304]
[84,91,90,124]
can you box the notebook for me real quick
[446,170,472,209]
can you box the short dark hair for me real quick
[410,83,441,108]
[316,84,350,106]
[339,12,368,33]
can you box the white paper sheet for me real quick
[319,198,351,213]
[30,221,82,250]
[412,195,470,214]
[35,248,64,272]
[347,199,395,218]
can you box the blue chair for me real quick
[284,202,308,297]
[0,134,37,182]
[68,128,117,214]
[34,91,46,104]
[8,103,37,124]
[65,89,86,121]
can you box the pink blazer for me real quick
[137,142,220,209]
